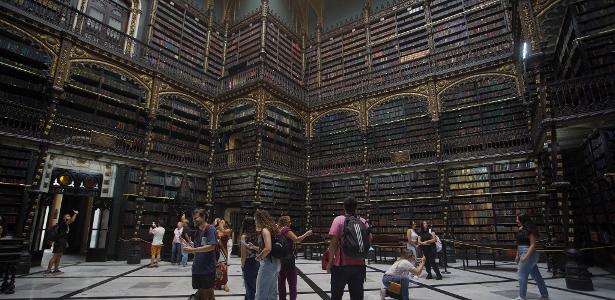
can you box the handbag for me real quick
[387,281,401,295]
[281,255,296,271]
[321,250,329,270]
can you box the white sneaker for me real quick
[379,288,386,300]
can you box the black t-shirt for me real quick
[192,225,217,275]
[419,230,435,249]
[516,228,531,246]
[57,221,69,241]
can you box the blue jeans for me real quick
[171,242,182,264]
[382,274,410,300]
[255,256,280,300]
[517,246,548,298]
[243,257,259,300]
[181,246,188,267]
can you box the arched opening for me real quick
[85,0,132,32]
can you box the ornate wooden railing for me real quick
[549,75,615,119]
[48,116,146,157]
[149,139,209,170]
[367,140,438,169]
[441,127,530,160]
[309,152,363,176]
[261,146,306,175]
[1,0,217,95]
[212,148,256,170]
[0,100,46,138]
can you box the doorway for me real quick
[58,195,89,255]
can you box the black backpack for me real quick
[270,231,291,259]
[46,224,60,242]
[341,215,370,259]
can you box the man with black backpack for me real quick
[46,210,78,275]
[326,197,371,300]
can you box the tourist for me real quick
[148,220,165,268]
[326,197,371,300]
[46,210,78,275]
[181,218,192,267]
[417,221,442,280]
[380,250,425,300]
[512,213,549,300]
[215,218,232,291]
[172,221,183,265]
[406,221,420,259]
[277,215,312,300]
[240,217,260,300]
[183,208,217,300]
[254,209,281,300]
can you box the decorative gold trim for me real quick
[535,0,561,18]
[366,92,429,112]
[0,20,58,71]
[158,92,214,117]
[264,101,308,122]
[69,47,92,60]
[215,97,258,129]
[437,73,517,97]
[308,108,360,138]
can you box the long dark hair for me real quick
[241,216,258,245]
[518,213,539,237]
[420,221,430,234]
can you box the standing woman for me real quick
[254,209,281,300]
[513,213,549,300]
[277,215,312,300]
[417,221,442,280]
[240,217,260,300]
[406,221,420,259]
[215,219,232,291]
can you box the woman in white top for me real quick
[406,221,419,259]
[381,251,425,300]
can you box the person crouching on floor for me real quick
[381,250,425,300]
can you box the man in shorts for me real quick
[183,209,217,300]
[149,221,165,267]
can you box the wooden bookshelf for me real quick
[0,145,35,237]
[440,76,529,159]
[367,95,437,167]
[310,111,363,175]
[0,28,51,138]
[259,175,305,229]
[310,176,365,236]
[151,94,211,169]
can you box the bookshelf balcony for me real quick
[309,152,363,176]
[0,100,46,138]
[549,74,615,120]
[367,140,438,169]
[212,148,256,170]
[149,139,209,170]
[441,127,531,160]
[2,0,217,96]
[48,116,146,157]
[261,146,306,176]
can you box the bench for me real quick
[371,235,406,263]
[296,235,326,260]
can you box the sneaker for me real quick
[435,275,442,280]
[511,297,526,300]
[379,288,386,300]
[538,297,549,300]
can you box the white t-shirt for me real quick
[385,259,416,276]
[151,227,166,245]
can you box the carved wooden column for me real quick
[203,0,214,74]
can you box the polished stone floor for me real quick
[6,251,614,300]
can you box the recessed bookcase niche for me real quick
[369,169,442,237]
[215,101,257,169]
[439,75,530,159]
[310,176,365,236]
[151,94,211,169]
[259,173,305,230]
[55,63,148,157]
[0,26,51,138]
[310,111,363,175]
[367,95,437,168]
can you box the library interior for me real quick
[0,0,613,299]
